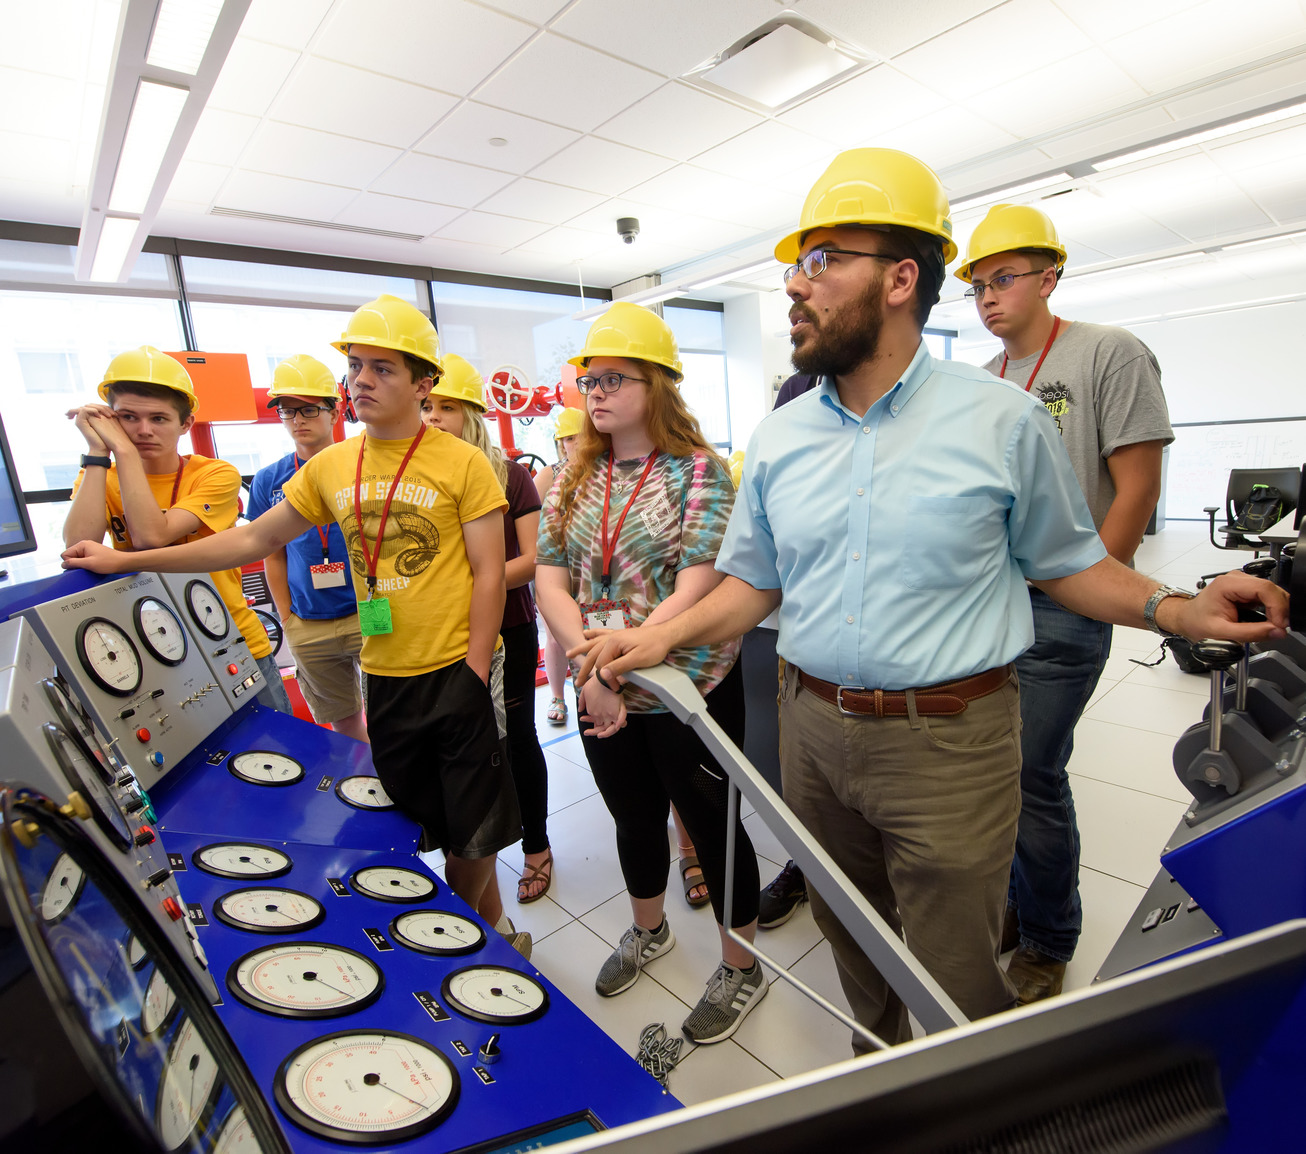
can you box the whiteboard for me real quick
[1166,420,1306,520]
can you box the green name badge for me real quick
[358,596,393,637]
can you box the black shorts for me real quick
[364,651,519,859]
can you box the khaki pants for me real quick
[282,612,363,724]
[779,662,1021,1049]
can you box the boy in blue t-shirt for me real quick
[247,355,368,742]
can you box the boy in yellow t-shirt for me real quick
[62,346,292,714]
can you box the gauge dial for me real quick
[229,752,304,787]
[335,776,395,810]
[76,617,143,697]
[213,1105,267,1154]
[142,967,180,1037]
[41,853,86,923]
[213,888,325,934]
[185,579,230,641]
[42,677,118,774]
[227,942,383,1019]
[124,931,149,970]
[155,1016,221,1150]
[42,723,132,852]
[193,842,292,880]
[441,965,549,1025]
[274,1031,459,1144]
[390,910,485,957]
[348,866,435,904]
[133,597,188,665]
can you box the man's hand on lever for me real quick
[1160,571,1289,641]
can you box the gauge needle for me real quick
[489,988,531,1010]
[305,972,349,998]
[362,1073,431,1113]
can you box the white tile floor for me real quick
[435,524,1243,1108]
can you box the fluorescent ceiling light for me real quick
[147,0,224,75]
[89,217,141,282]
[685,259,781,290]
[108,80,189,213]
[1096,99,1306,171]
[950,173,1072,213]
[1221,229,1306,251]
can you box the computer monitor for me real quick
[0,410,36,560]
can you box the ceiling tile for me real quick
[238,0,336,50]
[472,0,573,25]
[0,68,83,141]
[623,164,799,229]
[242,122,402,187]
[183,109,261,169]
[475,33,664,132]
[866,107,1020,174]
[272,57,460,149]
[313,0,535,96]
[1229,160,1306,223]
[527,136,674,196]
[164,160,229,206]
[216,171,360,220]
[1208,122,1306,173]
[334,193,463,236]
[595,82,762,161]
[1050,0,1195,42]
[1038,106,1178,162]
[1162,55,1306,124]
[208,39,301,117]
[371,153,515,207]
[436,210,549,247]
[788,0,1005,58]
[513,224,616,259]
[692,120,839,189]
[576,240,708,284]
[552,0,779,77]
[477,177,607,224]
[567,200,759,250]
[415,103,580,174]
[778,65,950,146]
[1030,187,1188,257]
[0,0,102,80]
[0,129,75,186]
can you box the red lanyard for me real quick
[1000,317,1061,392]
[169,457,186,506]
[599,451,658,594]
[292,455,330,558]
[353,429,426,594]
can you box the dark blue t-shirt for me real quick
[247,451,356,621]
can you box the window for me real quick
[17,350,81,394]
[182,257,423,309]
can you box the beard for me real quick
[790,270,885,377]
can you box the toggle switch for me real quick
[478,1034,501,1065]
[134,826,156,847]
[146,868,171,889]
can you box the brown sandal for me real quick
[680,855,710,908]
[517,852,553,904]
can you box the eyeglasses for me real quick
[576,372,647,395]
[276,403,334,420]
[783,248,899,283]
[964,269,1048,299]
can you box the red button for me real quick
[227,663,239,675]
[161,897,184,922]
[135,727,151,743]
[134,826,156,847]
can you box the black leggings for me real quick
[501,620,550,854]
[580,660,759,927]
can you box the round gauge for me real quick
[227,942,383,1019]
[229,752,304,787]
[75,617,143,697]
[274,1031,459,1144]
[124,930,149,970]
[390,910,485,957]
[185,579,230,641]
[335,776,395,810]
[133,597,188,666]
[141,967,180,1037]
[42,723,132,852]
[155,1016,221,1150]
[441,965,549,1025]
[213,1105,267,1154]
[193,842,292,880]
[41,677,116,774]
[213,888,325,934]
[41,852,86,923]
[348,866,435,904]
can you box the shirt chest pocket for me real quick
[899,494,1006,591]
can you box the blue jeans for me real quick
[255,652,294,715]
[1009,588,1112,962]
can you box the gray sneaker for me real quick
[682,961,768,1044]
[595,919,675,997]
[500,917,532,962]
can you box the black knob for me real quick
[1190,640,1243,671]
[145,868,171,888]
[123,797,144,814]
[1236,602,1267,624]
[1243,557,1277,579]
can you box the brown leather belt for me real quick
[798,665,1012,718]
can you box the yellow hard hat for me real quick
[953,203,1067,283]
[332,294,442,372]
[727,449,745,490]
[98,346,199,414]
[554,407,585,440]
[267,354,340,407]
[776,148,956,265]
[428,353,487,411]
[568,301,683,382]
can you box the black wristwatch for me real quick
[80,454,112,469]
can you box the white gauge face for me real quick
[134,597,188,665]
[77,617,143,697]
[335,776,394,810]
[390,910,485,957]
[186,580,229,640]
[156,1016,220,1150]
[213,1105,266,1154]
[349,866,435,903]
[125,931,149,970]
[228,943,383,1018]
[214,888,324,934]
[229,752,304,787]
[142,967,179,1036]
[194,843,292,880]
[442,965,549,1024]
[41,853,86,923]
[275,1032,458,1143]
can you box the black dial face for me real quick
[133,597,189,666]
[193,843,292,880]
[348,866,435,903]
[441,965,549,1025]
[42,723,132,852]
[185,579,230,640]
[76,617,144,697]
[335,776,395,810]
[228,752,304,787]
[213,888,325,934]
[389,909,485,957]
[42,677,116,774]
[227,942,384,1019]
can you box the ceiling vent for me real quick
[682,13,872,113]
[210,206,423,241]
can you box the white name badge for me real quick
[579,597,633,632]
[310,561,348,589]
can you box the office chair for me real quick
[1203,466,1301,554]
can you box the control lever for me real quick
[1192,640,1244,795]
[1242,557,1277,580]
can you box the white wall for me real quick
[723,288,795,450]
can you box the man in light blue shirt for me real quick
[575,148,1287,1049]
